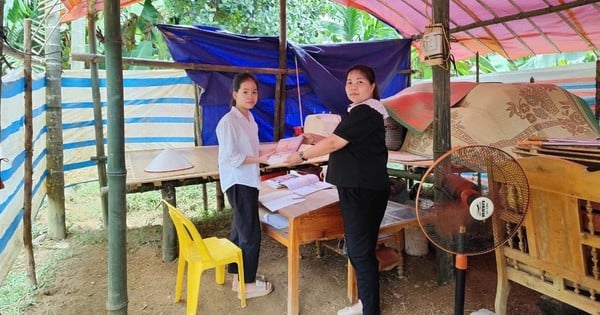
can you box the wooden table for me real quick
[126,146,222,262]
[124,145,429,263]
[125,146,221,193]
[259,183,420,315]
[124,144,328,262]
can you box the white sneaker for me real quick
[337,300,363,315]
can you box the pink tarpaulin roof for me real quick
[331,0,600,60]
[60,0,143,23]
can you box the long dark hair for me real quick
[346,64,380,100]
[230,72,259,107]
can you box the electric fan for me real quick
[415,145,530,315]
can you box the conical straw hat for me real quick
[144,148,194,173]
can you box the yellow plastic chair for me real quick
[162,200,246,314]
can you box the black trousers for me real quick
[338,187,389,315]
[225,184,261,283]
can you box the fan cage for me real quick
[415,145,530,256]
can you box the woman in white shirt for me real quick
[216,73,274,299]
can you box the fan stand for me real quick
[455,227,467,315]
[415,145,530,315]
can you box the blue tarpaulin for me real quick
[157,24,412,145]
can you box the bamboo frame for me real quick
[71,53,299,75]
[448,0,600,53]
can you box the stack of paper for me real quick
[259,190,305,212]
[266,136,304,165]
[266,173,333,196]
[262,213,289,229]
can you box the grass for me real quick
[0,181,230,314]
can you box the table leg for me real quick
[161,182,178,262]
[396,232,405,278]
[216,181,225,211]
[288,225,300,315]
[315,240,323,258]
[347,259,358,303]
[201,183,208,211]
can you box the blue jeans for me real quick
[338,187,389,315]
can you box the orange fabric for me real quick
[382,82,476,133]
[60,0,143,23]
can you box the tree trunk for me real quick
[45,3,66,240]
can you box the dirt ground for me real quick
[20,206,546,315]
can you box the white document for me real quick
[259,190,305,212]
[279,174,334,196]
[266,136,304,165]
[265,173,300,189]
[266,152,293,165]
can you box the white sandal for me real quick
[231,274,267,291]
[237,278,273,300]
[337,300,363,315]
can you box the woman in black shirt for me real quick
[286,64,389,315]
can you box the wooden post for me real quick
[23,18,37,287]
[194,84,204,146]
[45,2,66,240]
[216,182,225,211]
[161,182,178,262]
[274,0,287,140]
[431,0,454,285]
[88,0,109,229]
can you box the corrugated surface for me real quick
[332,0,600,60]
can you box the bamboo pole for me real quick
[432,0,454,286]
[45,1,66,240]
[104,0,128,312]
[23,18,38,288]
[87,0,109,229]
[594,60,600,122]
[71,53,299,75]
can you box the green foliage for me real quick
[2,0,46,73]
[320,5,397,43]
[5,0,34,50]
[162,0,334,44]
[0,269,38,314]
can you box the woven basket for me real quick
[384,117,406,150]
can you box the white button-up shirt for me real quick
[215,106,261,192]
